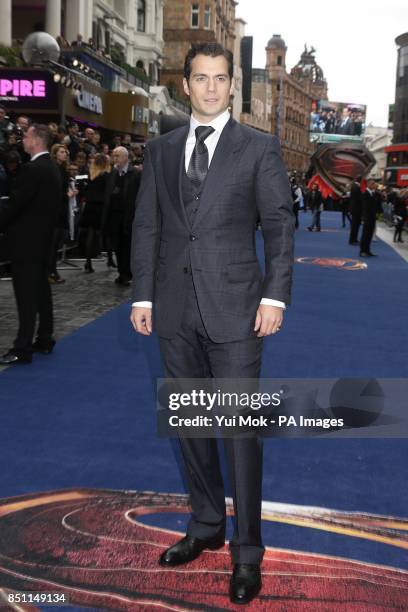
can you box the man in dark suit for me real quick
[337,107,354,135]
[130,43,295,604]
[349,177,363,245]
[0,124,62,364]
[103,146,141,285]
[360,179,379,257]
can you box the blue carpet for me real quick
[1,211,407,571]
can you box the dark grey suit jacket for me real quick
[131,116,295,342]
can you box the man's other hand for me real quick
[130,306,153,335]
[254,305,283,337]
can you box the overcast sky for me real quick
[236,0,406,127]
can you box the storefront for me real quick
[0,67,150,140]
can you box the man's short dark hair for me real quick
[30,123,52,149]
[184,43,233,81]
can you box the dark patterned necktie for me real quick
[187,125,215,189]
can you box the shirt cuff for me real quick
[132,301,153,308]
[260,298,286,309]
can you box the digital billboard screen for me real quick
[310,100,366,138]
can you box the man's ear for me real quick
[229,77,235,96]
[182,78,190,97]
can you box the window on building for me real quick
[105,28,110,53]
[277,83,281,91]
[191,4,199,28]
[277,56,282,66]
[149,62,155,82]
[137,0,146,32]
[204,5,211,28]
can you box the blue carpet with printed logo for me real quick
[0,210,408,608]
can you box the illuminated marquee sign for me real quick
[75,90,103,114]
[0,79,46,98]
[0,70,58,110]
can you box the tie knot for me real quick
[195,125,215,142]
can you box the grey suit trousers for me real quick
[159,273,265,564]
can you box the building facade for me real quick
[0,0,190,139]
[161,0,237,101]
[393,32,408,144]
[265,35,328,172]
[1,0,164,86]
[364,125,393,180]
[231,17,245,122]
[241,68,271,133]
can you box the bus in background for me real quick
[384,144,408,188]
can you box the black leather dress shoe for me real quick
[159,533,224,566]
[32,339,56,354]
[229,563,262,605]
[0,350,32,365]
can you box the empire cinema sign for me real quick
[0,70,58,109]
[0,78,46,98]
[75,89,103,114]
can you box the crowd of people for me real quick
[289,172,408,256]
[346,178,408,256]
[0,105,143,286]
[310,106,365,136]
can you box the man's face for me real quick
[112,149,128,168]
[85,128,94,140]
[17,116,29,131]
[69,124,79,137]
[0,108,5,121]
[183,54,233,122]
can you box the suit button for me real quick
[192,208,197,213]
[183,267,188,274]
[190,234,197,241]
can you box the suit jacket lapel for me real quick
[192,117,249,229]
[162,124,190,227]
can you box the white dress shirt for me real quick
[133,110,285,310]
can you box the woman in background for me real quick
[79,154,110,272]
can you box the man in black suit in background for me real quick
[103,146,141,286]
[349,177,363,245]
[130,43,295,604]
[0,124,62,365]
[360,179,379,257]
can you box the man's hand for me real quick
[130,306,153,336]
[254,305,283,337]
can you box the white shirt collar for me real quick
[31,151,49,162]
[189,108,230,138]
[116,164,129,175]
